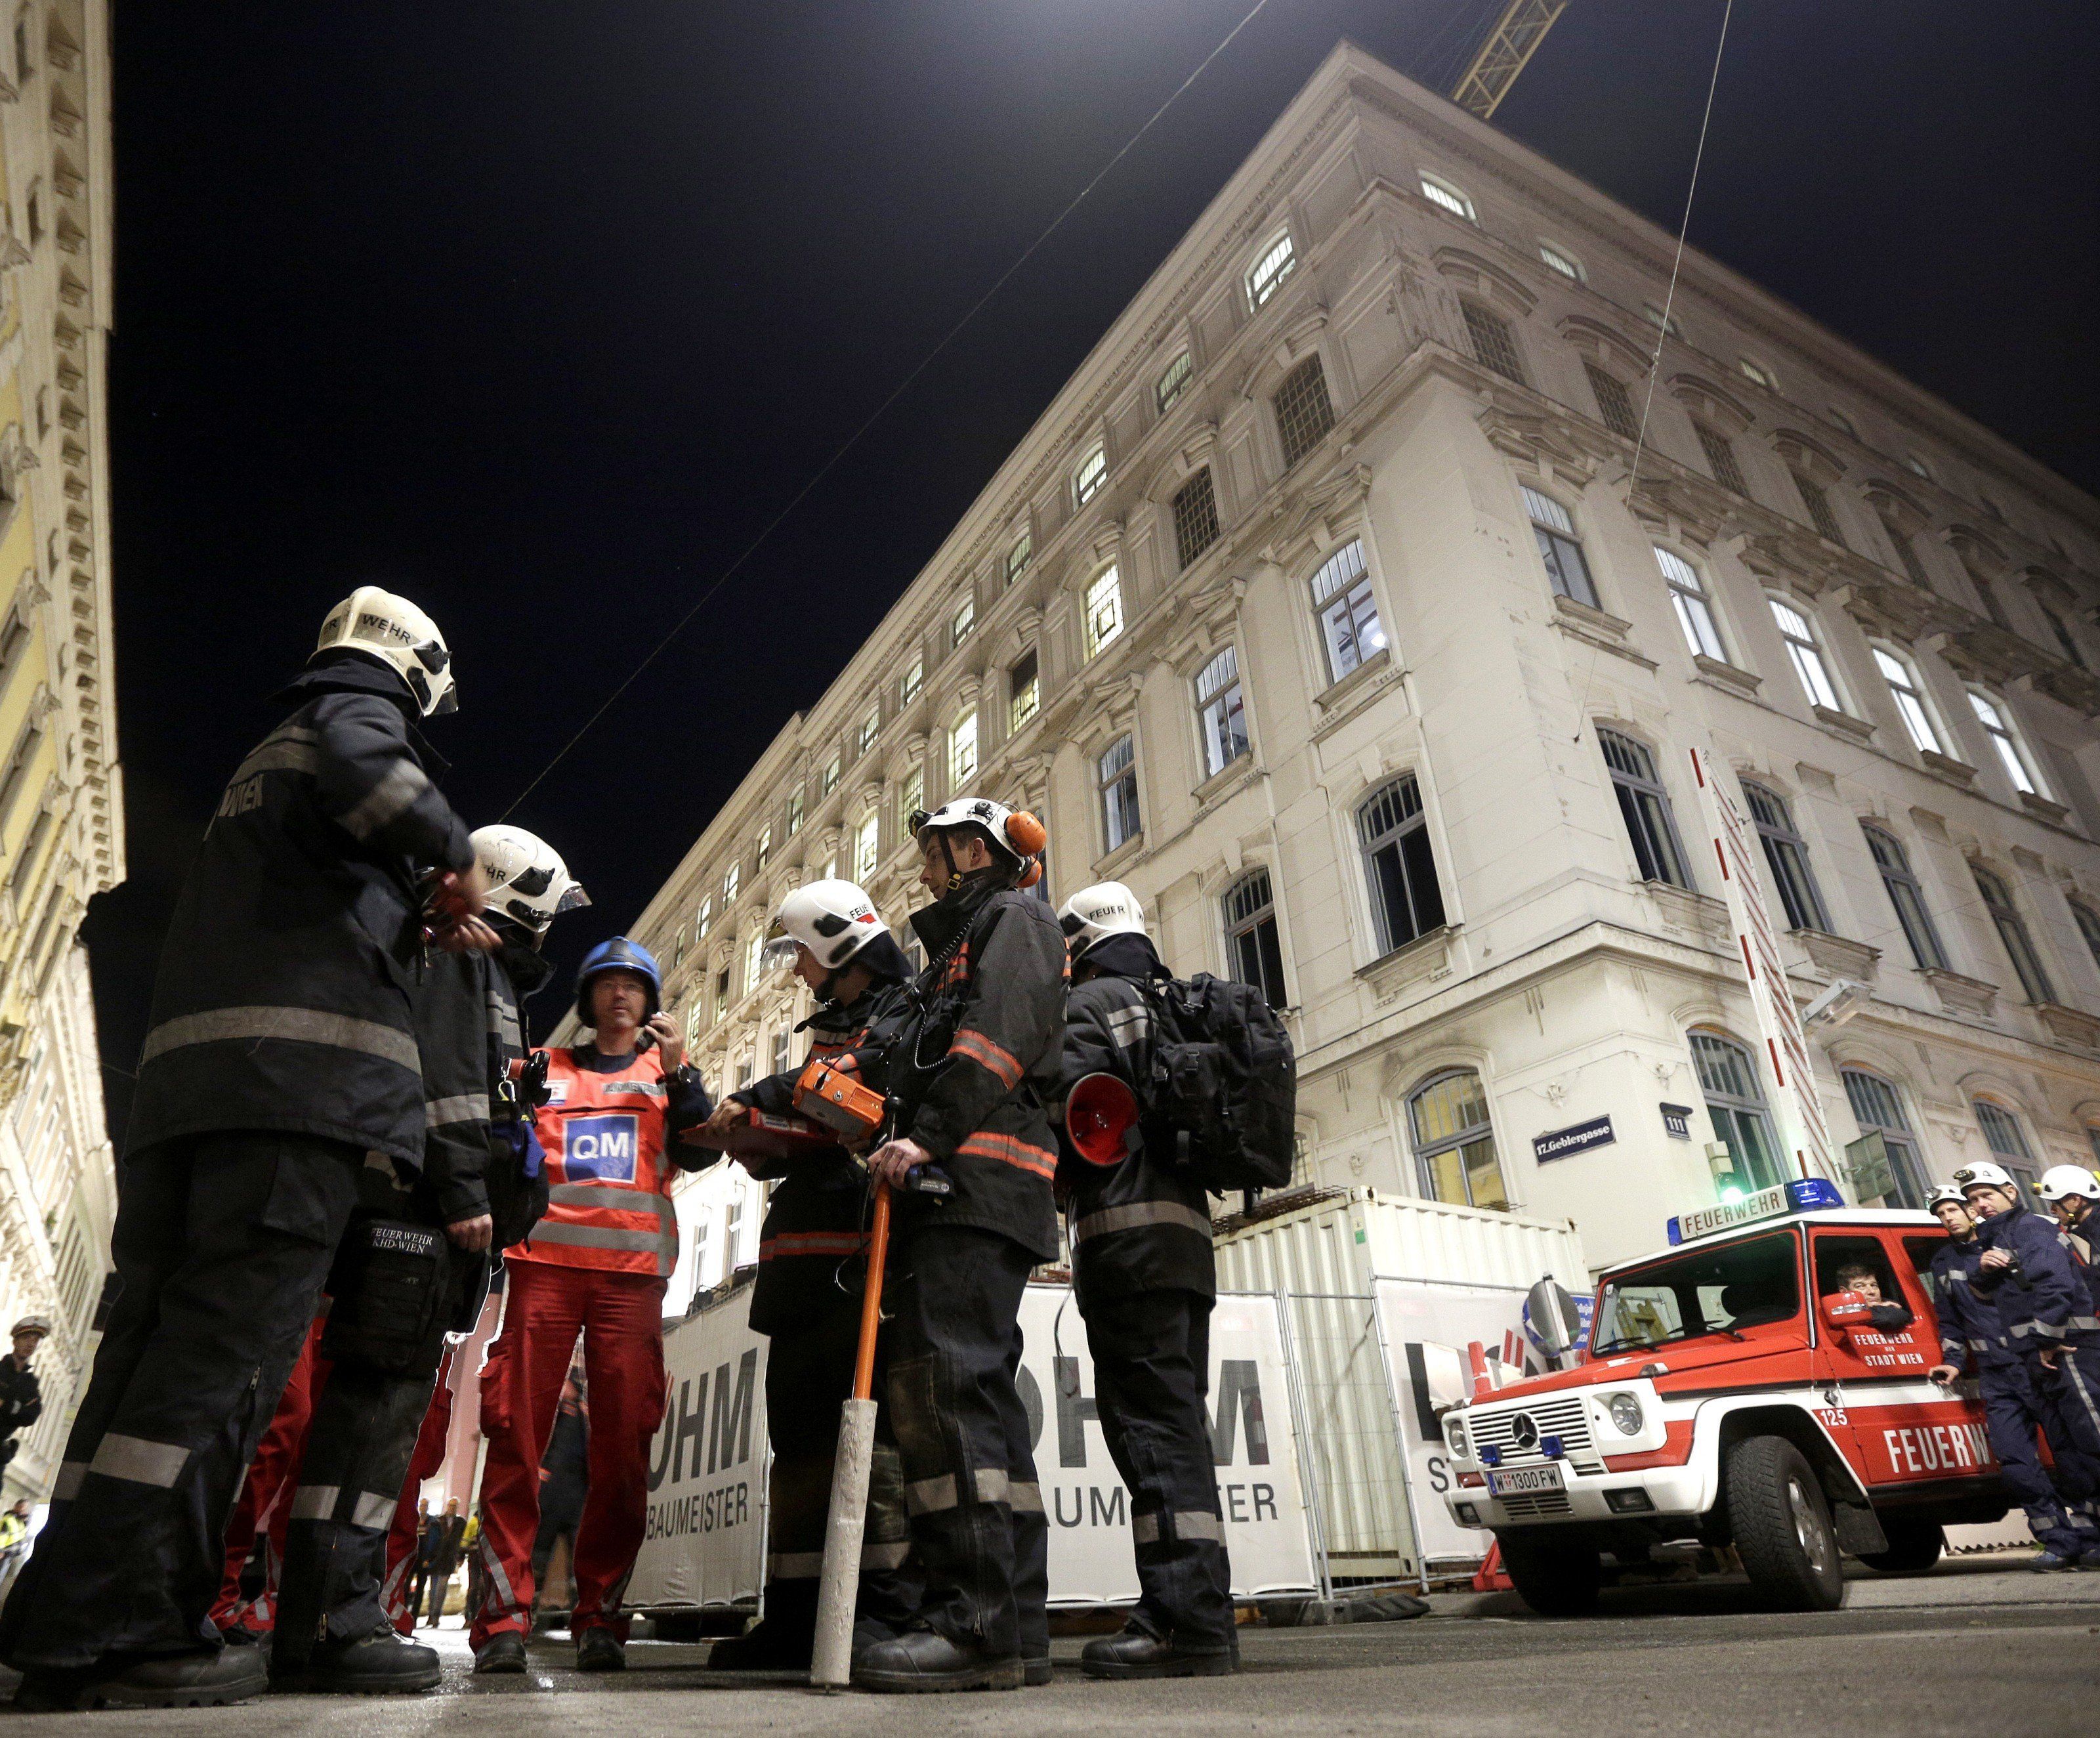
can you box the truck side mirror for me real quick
[1819,1290,1872,1332]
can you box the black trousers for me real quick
[0,1132,363,1670]
[883,1225,1047,1661]
[1083,1288,1234,1648]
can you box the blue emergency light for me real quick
[1480,1445,1502,1468]
[1784,1177,1845,1213]
[1542,1436,1565,1460]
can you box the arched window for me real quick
[1690,1032,1784,1193]
[1872,646,1944,755]
[1861,824,1945,971]
[1156,349,1192,413]
[1522,486,1597,608]
[1538,240,1582,280]
[1273,355,1335,467]
[1971,862,2054,1004]
[1222,868,1286,1008]
[1768,597,1842,713]
[1309,540,1385,681]
[1742,781,1829,932]
[1418,173,1475,222]
[949,710,978,788]
[1098,734,1139,853]
[1599,728,1693,889]
[1073,443,1107,507]
[1246,230,1296,310]
[1194,646,1248,778]
[1408,1070,1507,1211]
[1358,774,1445,952]
[1967,690,2044,797]
[1655,547,1725,661]
[1083,566,1124,657]
[1839,1070,1929,1210]
[1971,1099,2038,1198]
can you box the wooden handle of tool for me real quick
[852,1182,891,1401]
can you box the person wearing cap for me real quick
[1052,883,1236,1680]
[1957,1164,2100,1567]
[850,797,1066,1693]
[469,935,712,1675]
[695,879,918,1671]
[0,590,492,1712]
[0,1317,46,1479]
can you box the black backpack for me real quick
[1139,973,1297,1193]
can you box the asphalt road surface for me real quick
[6,1558,2095,1734]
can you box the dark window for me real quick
[1521,486,1597,609]
[1792,470,1845,546]
[1223,868,1287,1008]
[1966,566,2012,631]
[1973,862,2055,1004]
[2040,603,2088,671]
[1173,467,1221,569]
[1694,422,1746,494]
[1585,364,1639,441]
[1358,774,1445,952]
[1461,301,1526,385]
[1973,1101,2038,1198]
[1841,1070,1929,1212]
[1008,649,1039,732]
[1273,356,1334,468]
[0,712,45,835]
[0,610,29,693]
[1880,517,1935,591]
[1862,824,1946,971]
[1005,531,1032,586]
[1099,734,1140,853]
[2070,899,2100,976]
[1742,781,1830,932]
[1691,1033,1785,1193]
[1599,729,1693,889]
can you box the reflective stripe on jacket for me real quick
[514,1047,679,1276]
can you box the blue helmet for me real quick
[575,935,662,1025]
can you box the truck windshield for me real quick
[1589,1231,1801,1358]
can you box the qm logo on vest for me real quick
[565,1113,639,1181]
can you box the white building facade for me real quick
[616,45,2100,1283]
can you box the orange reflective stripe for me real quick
[757,1231,870,1263]
[957,1131,1057,1179]
[950,1028,1022,1089]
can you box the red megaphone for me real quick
[1066,1072,1140,1167]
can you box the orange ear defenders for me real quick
[1007,811,1047,887]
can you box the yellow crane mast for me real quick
[1452,0,1568,119]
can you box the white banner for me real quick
[627,1282,1320,1609]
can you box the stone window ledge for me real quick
[1692,655,1761,698]
[1790,928,1881,981]
[1356,925,1457,1002]
[1812,706,1874,744]
[2034,1001,2100,1051]
[1919,750,1978,789]
[1919,966,1997,1018]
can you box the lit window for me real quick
[1410,1071,1507,1210]
[1769,597,1841,712]
[1694,423,1746,494]
[786,788,804,837]
[1173,467,1221,569]
[1791,470,1845,545]
[950,711,978,788]
[714,967,730,1021]
[744,929,765,997]
[1656,547,1725,662]
[1009,648,1039,732]
[770,1027,792,1077]
[1585,364,1639,442]
[1223,868,1286,1008]
[1862,824,1945,971]
[1600,729,1693,889]
[724,862,740,903]
[1419,175,1475,222]
[1074,444,1107,507]
[1967,691,2042,796]
[1084,567,1124,657]
[1742,780,1830,932]
[1538,241,1581,280]
[1692,1033,1785,1193]
[1873,648,1943,755]
[1825,406,1857,438]
[1738,358,1774,391]
[900,763,923,824]
[1310,540,1385,682]
[1643,303,1680,337]
[1973,863,2054,1004]
[1246,232,1296,309]
[858,708,880,758]
[952,597,975,647]
[1156,350,1192,413]
[1099,734,1140,853]
[695,894,712,943]
[822,752,840,796]
[1358,774,1445,952]
[1461,301,1526,386]
[1522,486,1598,609]
[1273,354,1335,467]
[1904,453,1933,480]
[1005,530,1032,586]
[755,826,771,871]
[900,654,923,705]
[1196,646,1249,779]
[853,811,879,881]
[1972,1100,2038,1197]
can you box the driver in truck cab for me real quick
[1823,1262,1914,1334]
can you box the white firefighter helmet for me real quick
[314,586,457,716]
[1952,1160,2020,1199]
[2038,1164,2100,1204]
[764,879,888,975]
[1925,1185,1968,1212]
[1057,881,1147,962]
[909,796,1046,886]
[471,824,589,935]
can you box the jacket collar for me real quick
[272,654,448,774]
[908,870,1003,962]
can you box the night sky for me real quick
[85,1,2099,1145]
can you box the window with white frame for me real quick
[1005,530,1032,586]
[1742,780,1830,933]
[1419,174,1475,222]
[1409,1070,1508,1211]
[858,706,880,757]
[1196,646,1249,778]
[1769,597,1841,711]
[1310,539,1384,682]
[1739,358,1774,391]
[1358,774,1446,952]
[1246,230,1296,309]
[1862,824,1946,971]
[1600,728,1694,889]
[723,861,740,902]
[1098,734,1140,853]
[786,788,804,837]
[1904,453,1933,480]
[900,654,923,705]
[1538,240,1581,280]
[770,1027,792,1078]
[1522,486,1598,609]
[1156,349,1192,413]
[1223,868,1287,1008]
[1074,444,1107,507]
[744,929,765,997]
[1873,647,1944,755]
[949,710,978,788]
[695,893,712,943]
[853,810,879,882]
[1656,547,1725,661]
[1084,567,1124,657]
[1967,691,2043,795]
[754,825,771,871]
[1973,862,2055,1004]
[952,597,975,647]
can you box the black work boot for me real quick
[18,1646,270,1710]
[1024,1655,1053,1685]
[274,1626,441,1694]
[1080,1621,1236,1681]
[704,1617,813,1670]
[473,1631,528,1674]
[575,1628,626,1672]
[851,1626,1022,1693]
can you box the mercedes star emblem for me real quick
[1509,1412,1540,1451]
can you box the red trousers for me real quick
[382,1350,455,1634]
[209,1315,327,1634]
[469,1261,666,1645]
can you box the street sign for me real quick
[1532,1115,1614,1162]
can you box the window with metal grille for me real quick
[1967,690,2042,795]
[1005,531,1031,586]
[1691,1032,1785,1193]
[1419,175,1475,221]
[1965,567,2011,631]
[1694,422,1746,494]
[1879,517,1935,591]
[1769,597,1841,712]
[1310,539,1385,682]
[853,811,879,881]
[1409,1071,1507,1212]
[1791,470,1845,545]
[1196,645,1248,778]
[1084,566,1124,657]
[1538,241,1580,280]
[1461,301,1526,385]
[1585,364,1639,442]
[1873,648,1943,755]
[1972,1101,2039,1197]
[1973,862,2054,1004]
[952,597,975,646]
[1862,824,1945,971]
[1099,734,1140,853]
[1599,729,1693,889]
[1223,868,1286,1008]
[1655,547,1725,662]
[858,707,880,757]
[1841,1070,1929,1211]
[1074,444,1107,507]
[1156,350,1192,413]
[1358,774,1446,952]
[1173,467,1220,568]
[1009,649,1039,732]
[1521,486,1598,609]
[1742,780,1830,932]
[0,610,29,692]
[900,654,923,704]
[950,711,978,788]
[1246,232,1296,308]
[2040,603,2088,671]
[1273,355,1335,467]
[2070,899,2100,975]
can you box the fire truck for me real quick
[1440,1179,2010,1613]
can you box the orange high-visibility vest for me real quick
[511,1046,679,1277]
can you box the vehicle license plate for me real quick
[1488,1464,1565,1496]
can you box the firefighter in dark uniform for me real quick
[1053,883,1236,1678]
[852,797,1066,1693]
[0,589,492,1710]
[2038,1164,2100,1485]
[696,878,918,1670]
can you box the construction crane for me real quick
[1451,0,1568,119]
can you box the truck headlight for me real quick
[1607,1392,1643,1436]
[1446,1420,1469,1460]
